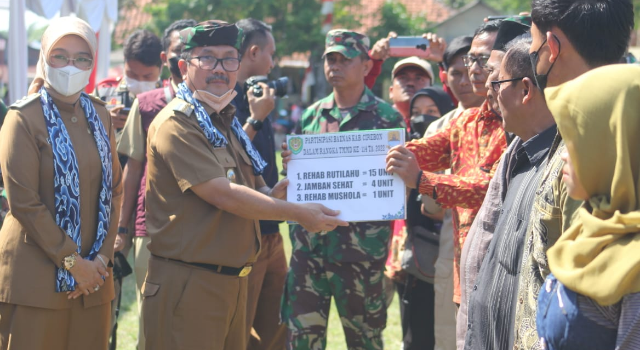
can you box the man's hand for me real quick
[296,203,349,233]
[67,255,109,299]
[369,32,397,61]
[268,178,289,200]
[248,82,276,122]
[110,105,127,129]
[114,233,127,252]
[385,145,422,189]
[281,142,292,170]
[422,33,446,63]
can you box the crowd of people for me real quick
[0,0,638,349]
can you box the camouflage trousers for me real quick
[281,247,387,350]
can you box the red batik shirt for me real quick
[406,100,507,303]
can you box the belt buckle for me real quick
[239,265,252,277]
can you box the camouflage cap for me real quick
[323,29,370,59]
[179,20,244,52]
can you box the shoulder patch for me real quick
[9,93,41,109]
[87,94,107,106]
[172,101,194,117]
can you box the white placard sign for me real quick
[286,129,406,222]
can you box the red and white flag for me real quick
[321,0,334,34]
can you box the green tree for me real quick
[635,0,640,29]
[484,0,530,14]
[143,0,325,57]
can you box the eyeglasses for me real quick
[189,56,240,72]
[491,77,527,92]
[462,54,490,69]
[49,54,93,70]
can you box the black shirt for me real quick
[232,83,281,235]
[464,125,557,350]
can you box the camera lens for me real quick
[268,77,289,97]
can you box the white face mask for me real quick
[44,62,92,97]
[127,78,157,96]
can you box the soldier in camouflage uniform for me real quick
[281,29,405,350]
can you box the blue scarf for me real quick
[175,82,266,175]
[39,87,112,292]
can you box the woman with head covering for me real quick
[408,87,455,139]
[0,16,122,350]
[536,64,640,350]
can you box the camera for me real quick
[245,75,289,98]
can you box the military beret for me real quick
[179,20,244,51]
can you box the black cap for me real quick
[493,20,530,52]
[442,36,473,70]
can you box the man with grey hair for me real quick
[462,30,559,350]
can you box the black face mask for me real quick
[529,35,560,92]
[168,56,181,79]
[410,114,440,140]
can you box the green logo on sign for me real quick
[289,137,303,155]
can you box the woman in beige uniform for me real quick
[0,16,122,350]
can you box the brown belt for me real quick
[152,254,253,277]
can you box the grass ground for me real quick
[115,151,403,349]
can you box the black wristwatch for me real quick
[247,117,263,131]
[117,226,129,235]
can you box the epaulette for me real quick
[86,94,107,106]
[173,101,194,117]
[9,93,41,109]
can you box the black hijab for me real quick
[410,87,455,117]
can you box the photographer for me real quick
[232,18,287,350]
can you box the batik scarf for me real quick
[39,87,112,292]
[175,82,266,175]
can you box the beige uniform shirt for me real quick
[118,81,179,161]
[0,93,123,309]
[145,98,265,268]
[117,98,144,161]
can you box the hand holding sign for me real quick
[385,145,422,189]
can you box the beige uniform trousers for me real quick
[0,299,110,350]
[142,255,248,350]
[133,235,151,350]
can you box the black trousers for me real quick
[396,275,436,350]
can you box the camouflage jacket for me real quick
[292,87,405,263]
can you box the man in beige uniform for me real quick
[141,20,347,350]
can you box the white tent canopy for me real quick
[6,0,118,104]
